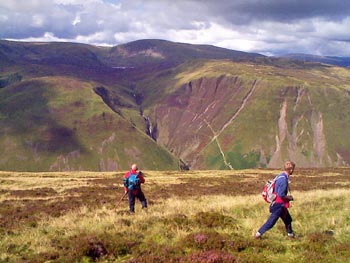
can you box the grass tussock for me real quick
[0,169,350,262]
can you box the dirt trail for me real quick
[197,79,259,167]
[209,79,259,144]
[204,119,233,169]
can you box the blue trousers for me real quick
[258,203,293,235]
[128,189,147,212]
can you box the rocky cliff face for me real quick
[149,74,350,169]
[153,76,249,166]
[268,87,331,168]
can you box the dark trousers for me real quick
[128,189,147,212]
[258,203,293,235]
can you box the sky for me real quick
[1,0,350,56]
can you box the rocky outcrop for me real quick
[268,99,288,167]
[153,76,258,168]
[152,76,350,169]
[268,86,334,168]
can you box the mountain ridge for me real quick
[1,39,350,171]
[279,53,350,67]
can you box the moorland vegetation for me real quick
[1,168,349,262]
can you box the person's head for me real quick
[131,163,138,171]
[284,161,295,175]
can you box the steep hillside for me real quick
[0,76,179,171]
[1,39,350,170]
[141,60,350,169]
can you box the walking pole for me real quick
[116,191,128,209]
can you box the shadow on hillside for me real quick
[0,79,86,156]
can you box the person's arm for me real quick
[123,172,130,192]
[138,171,145,184]
[275,176,293,201]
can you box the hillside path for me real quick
[210,79,259,143]
[199,79,259,162]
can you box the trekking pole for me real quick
[116,191,128,209]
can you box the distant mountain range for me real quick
[279,53,350,67]
[1,39,350,171]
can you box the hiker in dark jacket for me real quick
[255,161,295,239]
[124,163,147,213]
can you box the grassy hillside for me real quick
[0,40,103,66]
[0,39,263,84]
[139,60,350,169]
[107,39,264,68]
[0,76,179,171]
[1,168,350,262]
[1,39,350,170]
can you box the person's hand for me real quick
[286,195,294,201]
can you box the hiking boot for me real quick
[287,232,295,238]
[254,232,262,239]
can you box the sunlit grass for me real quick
[3,189,349,262]
[1,170,350,262]
[0,171,117,192]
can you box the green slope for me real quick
[141,60,350,169]
[2,39,350,170]
[0,76,179,171]
[107,39,263,68]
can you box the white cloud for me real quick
[0,14,8,22]
[76,31,115,45]
[72,14,81,26]
[1,0,350,56]
[8,32,61,42]
[313,17,350,40]
[31,14,45,27]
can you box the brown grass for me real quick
[1,168,350,229]
[1,168,350,262]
